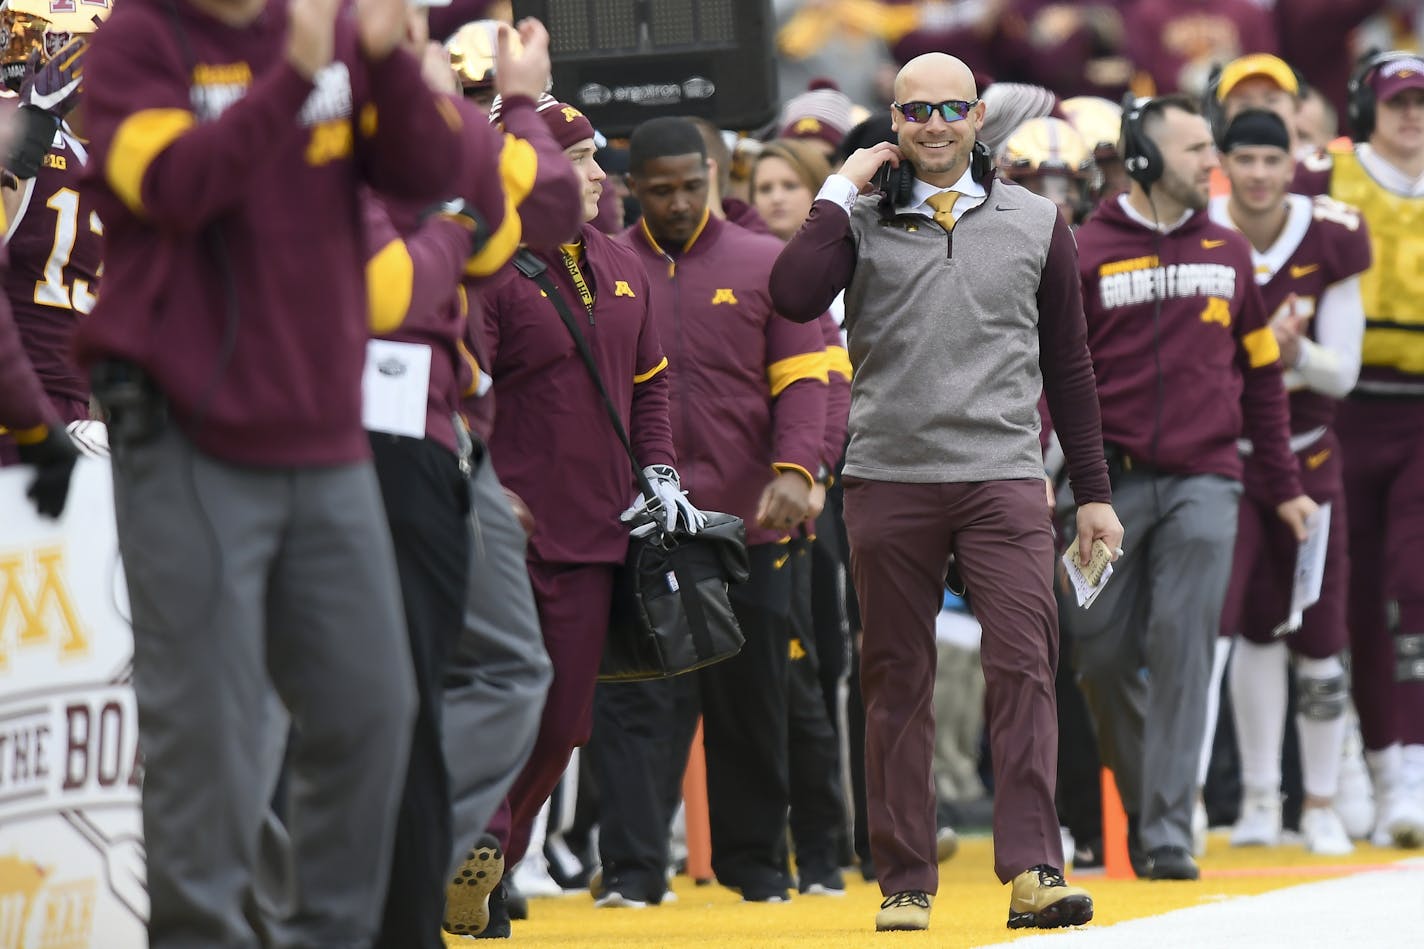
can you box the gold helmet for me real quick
[1060,95,1123,162]
[997,117,1094,181]
[447,20,501,92]
[1,0,112,90]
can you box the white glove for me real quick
[620,464,707,539]
[66,419,110,458]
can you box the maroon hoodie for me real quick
[75,0,462,466]
[1075,196,1302,502]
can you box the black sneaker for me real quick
[504,877,529,920]
[443,835,504,937]
[1146,845,1200,881]
[797,867,846,896]
[471,881,511,938]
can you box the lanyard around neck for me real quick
[560,245,595,323]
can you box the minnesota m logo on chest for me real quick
[0,547,88,672]
[711,288,738,305]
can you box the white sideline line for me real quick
[975,859,1424,949]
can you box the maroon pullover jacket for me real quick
[366,95,583,454]
[1076,196,1302,502]
[75,0,462,466]
[623,211,829,547]
[481,224,675,565]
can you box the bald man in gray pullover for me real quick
[771,53,1123,934]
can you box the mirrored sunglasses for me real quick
[893,99,979,124]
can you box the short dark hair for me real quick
[628,117,708,173]
[1139,93,1201,140]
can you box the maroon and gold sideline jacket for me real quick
[1076,195,1302,503]
[5,125,102,418]
[481,223,675,565]
[365,94,583,455]
[75,0,463,466]
[624,210,828,547]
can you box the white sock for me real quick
[1366,743,1403,796]
[1230,639,1289,791]
[1295,655,1347,800]
[1199,637,1235,787]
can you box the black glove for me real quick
[17,425,79,519]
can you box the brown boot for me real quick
[1007,865,1093,929]
[875,890,933,931]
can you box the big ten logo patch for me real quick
[0,547,87,673]
[189,62,252,122]
[300,63,355,166]
[0,857,96,949]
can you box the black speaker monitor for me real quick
[512,0,779,137]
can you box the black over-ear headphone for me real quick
[1348,49,1416,141]
[1120,92,1163,187]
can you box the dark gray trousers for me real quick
[112,425,414,948]
[1068,472,1241,853]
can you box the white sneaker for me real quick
[594,891,649,909]
[1381,746,1424,848]
[1231,788,1282,847]
[1192,796,1209,857]
[512,854,566,898]
[1374,791,1424,848]
[1336,721,1376,840]
[1300,806,1354,856]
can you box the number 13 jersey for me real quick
[4,125,103,417]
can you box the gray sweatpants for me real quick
[111,425,415,949]
[1067,472,1240,853]
[443,453,552,872]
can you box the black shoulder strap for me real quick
[514,249,656,502]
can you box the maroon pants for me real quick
[486,561,615,865]
[843,477,1062,893]
[1337,398,1424,750]
[1219,431,1349,658]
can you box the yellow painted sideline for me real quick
[443,833,1415,948]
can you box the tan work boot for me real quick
[1007,865,1093,929]
[443,835,505,936]
[876,890,933,931]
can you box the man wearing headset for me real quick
[1295,52,1424,848]
[772,52,1120,934]
[1072,94,1314,882]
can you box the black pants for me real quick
[370,435,472,949]
[809,507,849,726]
[1054,600,1103,847]
[785,536,848,881]
[593,543,793,898]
